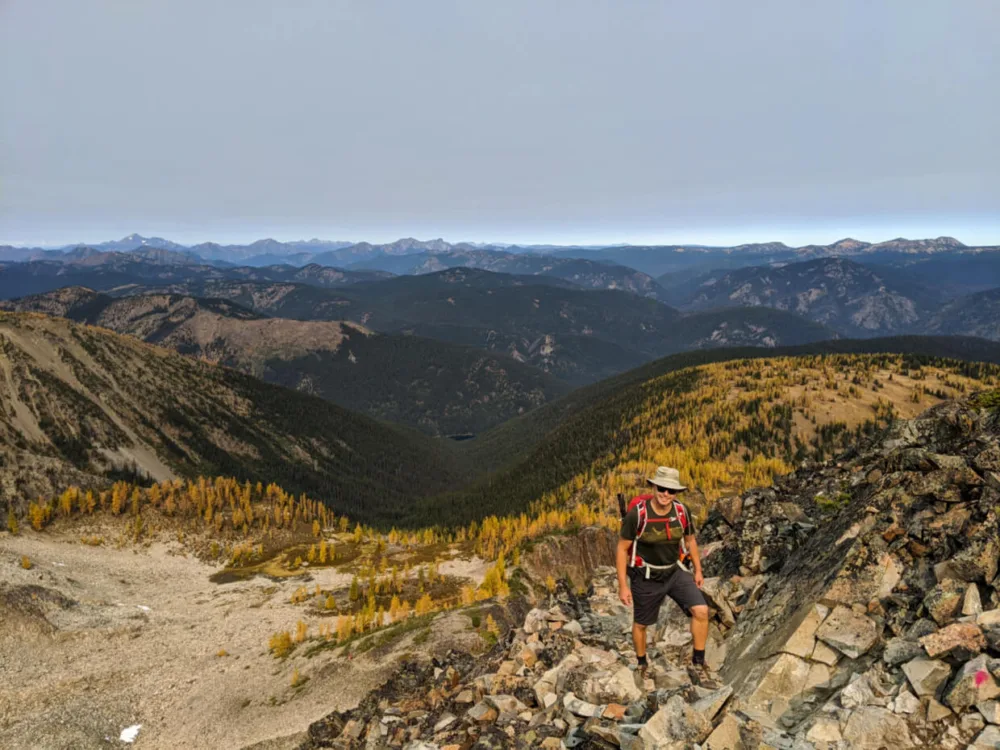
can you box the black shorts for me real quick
[629,566,707,626]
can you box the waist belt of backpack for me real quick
[636,560,678,579]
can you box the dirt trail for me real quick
[0,531,484,750]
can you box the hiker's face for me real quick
[655,486,675,498]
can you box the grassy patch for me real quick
[815,491,851,514]
[971,389,1000,410]
[412,627,432,646]
[507,568,530,599]
[467,609,482,629]
[304,612,438,659]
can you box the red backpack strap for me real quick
[674,500,692,563]
[635,499,648,539]
[673,500,689,535]
[628,497,649,568]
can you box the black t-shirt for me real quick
[620,496,696,577]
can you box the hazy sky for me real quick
[2,1,998,247]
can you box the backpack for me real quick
[617,492,692,575]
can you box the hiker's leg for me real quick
[690,605,709,651]
[632,622,648,659]
[629,571,666,663]
[665,569,709,662]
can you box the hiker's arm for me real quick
[616,538,632,606]
[686,534,704,588]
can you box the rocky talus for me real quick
[294,395,1000,749]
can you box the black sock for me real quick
[692,649,705,666]
[637,654,648,667]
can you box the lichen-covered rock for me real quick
[883,637,925,666]
[841,706,915,749]
[562,692,603,718]
[951,538,999,584]
[638,695,711,749]
[920,622,986,660]
[467,701,498,723]
[581,665,643,705]
[926,696,953,722]
[815,605,879,659]
[893,689,920,714]
[923,579,969,626]
[944,655,1000,711]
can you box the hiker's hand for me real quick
[694,571,704,589]
[619,588,632,607]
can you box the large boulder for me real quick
[703,712,764,750]
[638,695,712,749]
[951,537,999,584]
[740,652,812,721]
[944,655,1000,711]
[971,725,1000,749]
[691,685,733,721]
[778,603,828,658]
[919,622,986,660]
[902,657,952,698]
[841,706,915,749]
[923,579,968,625]
[581,665,643,705]
[815,605,879,659]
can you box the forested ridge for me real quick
[5,309,1000,531]
[419,351,1000,527]
[0,312,460,521]
[1,288,570,437]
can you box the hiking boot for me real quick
[687,663,722,690]
[633,663,648,690]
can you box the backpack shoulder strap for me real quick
[628,498,649,568]
[635,498,649,539]
[673,500,689,535]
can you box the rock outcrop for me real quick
[295,393,1000,748]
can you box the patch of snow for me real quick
[120,724,141,743]
[137,605,151,612]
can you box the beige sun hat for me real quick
[647,466,687,491]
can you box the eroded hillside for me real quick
[0,312,458,519]
[1,290,570,436]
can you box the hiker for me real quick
[616,466,719,688]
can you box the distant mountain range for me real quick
[3,234,998,350]
[0,257,393,299]
[104,267,834,384]
[5,234,998,303]
[4,232,997,267]
[678,257,938,336]
[667,256,1000,342]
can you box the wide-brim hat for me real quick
[647,466,687,491]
